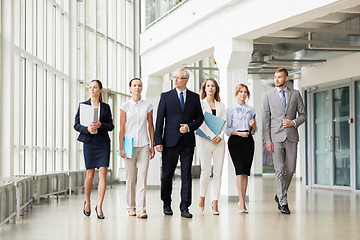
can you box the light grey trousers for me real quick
[124,145,150,215]
[272,139,298,206]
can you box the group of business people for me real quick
[73,67,306,219]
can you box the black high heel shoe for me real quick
[95,206,105,219]
[83,201,91,217]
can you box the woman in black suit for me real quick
[74,80,114,219]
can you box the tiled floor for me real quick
[1,176,360,240]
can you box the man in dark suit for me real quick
[155,68,204,218]
[262,68,306,214]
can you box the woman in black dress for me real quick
[226,84,256,213]
[74,80,114,219]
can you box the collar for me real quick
[276,87,288,93]
[175,88,187,96]
[130,98,142,106]
[235,102,248,108]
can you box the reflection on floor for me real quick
[1,176,360,240]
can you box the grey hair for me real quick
[174,67,190,79]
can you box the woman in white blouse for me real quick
[119,78,155,219]
[197,78,226,215]
[226,83,256,213]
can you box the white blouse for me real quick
[120,98,153,147]
[226,103,257,136]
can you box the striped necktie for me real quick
[280,89,286,110]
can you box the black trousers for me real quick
[161,137,194,211]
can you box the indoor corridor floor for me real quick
[1,176,359,240]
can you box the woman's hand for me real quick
[238,132,249,138]
[120,149,126,158]
[150,147,155,160]
[87,125,96,133]
[249,118,256,128]
[91,121,102,129]
[212,136,222,145]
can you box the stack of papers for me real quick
[79,104,98,126]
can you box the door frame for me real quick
[306,79,354,190]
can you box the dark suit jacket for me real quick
[155,88,204,148]
[74,99,114,143]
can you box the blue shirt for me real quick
[226,103,257,136]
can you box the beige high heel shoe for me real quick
[212,200,219,215]
[198,196,205,212]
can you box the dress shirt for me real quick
[175,88,190,132]
[120,98,153,147]
[226,102,257,136]
[276,87,288,102]
[275,87,296,127]
[175,88,187,103]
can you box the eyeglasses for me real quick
[172,76,188,80]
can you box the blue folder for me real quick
[123,136,134,158]
[196,112,226,141]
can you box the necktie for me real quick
[280,89,286,110]
[180,92,185,112]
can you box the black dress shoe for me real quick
[280,204,291,214]
[163,205,173,215]
[83,201,91,217]
[274,195,281,210]
[95,206,105,219]
[181,209,193,218]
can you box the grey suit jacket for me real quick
[262,87,306,143]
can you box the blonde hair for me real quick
[234,83,250,99]
[200,78,221,101]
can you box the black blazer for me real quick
[155,88,204,148]
[74,99,114,143]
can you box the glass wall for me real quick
[78,0,134,174]
[7,0,135,176]
[13,0,70,174]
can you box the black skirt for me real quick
[83,134,110,170]
[228,133,254,176]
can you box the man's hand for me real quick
[155,145,163,152]
[179,124,189,134]
[266,142,274,152]
[282,118,295,128]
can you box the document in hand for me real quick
[196,112,226,141]
[123,136,134,159]
[80,104,98,126]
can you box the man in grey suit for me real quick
[262,68,306,214]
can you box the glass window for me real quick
[7,0,136,178]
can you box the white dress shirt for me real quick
[175,88,187,103]
[120,98,153,147]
